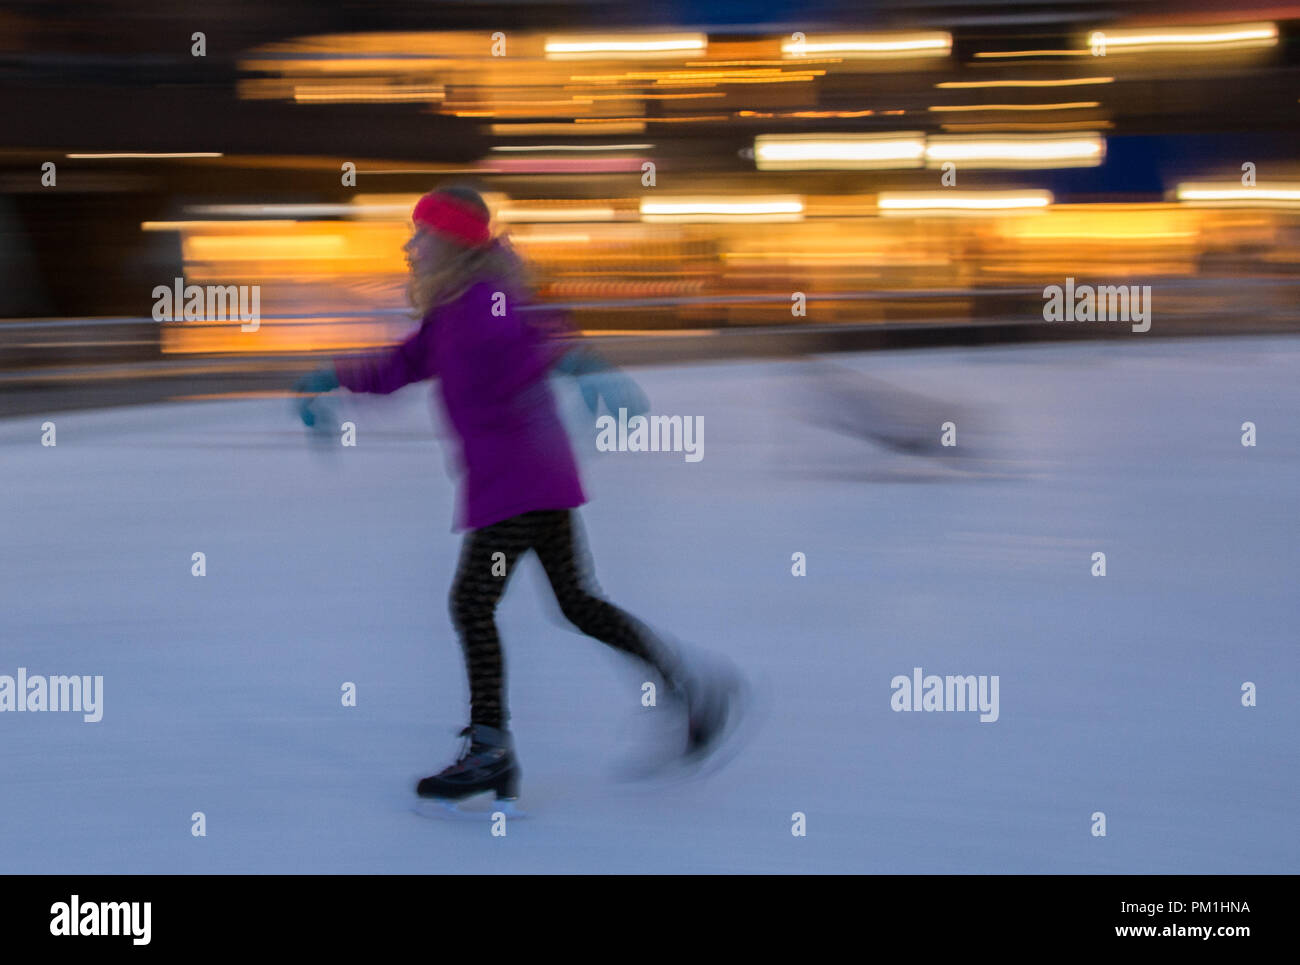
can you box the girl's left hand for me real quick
[292,366,340,427]
[595,370,649,418]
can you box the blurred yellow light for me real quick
[1086,23,1277,53]
[935,77,1112,88]
[973,50,1091,59]
[187,234,350,260]
[594,115,726,124]
[490,122,647,135]
[650,72,822,86]
[685,59,841,67]
[143,220,301,231]
[878,191,1052,214]
[490,144,653,152]
[185,203,415,218]
[781,32,951,58]
[241,57,449,73]
[928,102,1100,112]
[640,197,804,221]
[754,133,926,170]
[924,133,1105,168]
[1000,205,1199,240]
[723,251,908,266]
[940,121,1113,132]
[67,153,222,159]
[782,110,876,118]
[590,92,722,100]
[572,68,818,84]
[498,207,619,222]
[291,84,445,103]
[511,233,594,244]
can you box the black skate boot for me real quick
[416,724,520,813]
[676,657,747,765]
[609,654,753,782]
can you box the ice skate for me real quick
[615,651,752,782]
[414,724,525,818]
[679,656,749,769]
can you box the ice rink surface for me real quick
[2,335,1296,873]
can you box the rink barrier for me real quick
[2,279,1299,416]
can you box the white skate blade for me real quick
[412,795,527,821]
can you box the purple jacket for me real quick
[334,280,586,531]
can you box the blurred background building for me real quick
[2,0,1299,410]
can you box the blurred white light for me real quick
[1176,183,1300,207]
[754,133,926,170]
[781,32,951,58]
[878,190,1053,214]
[640,196,804,221]
[545,34,707,59]
[1086,23,1277,53]
[925,134,1105,169]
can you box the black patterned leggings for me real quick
[449,509,683,729]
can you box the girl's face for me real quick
[404,227,450,276]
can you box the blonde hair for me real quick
[407,235,535,317]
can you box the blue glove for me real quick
[553,346,609,377]
[292,365,340,428]
[578,374,600,414]
[578,370,650,418]
[556,347,649,417]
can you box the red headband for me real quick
[412,193,491,247]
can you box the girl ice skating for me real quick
[292,186,740,810]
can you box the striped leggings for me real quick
[449,509,682,729]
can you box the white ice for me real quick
[2,335,1296,872]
